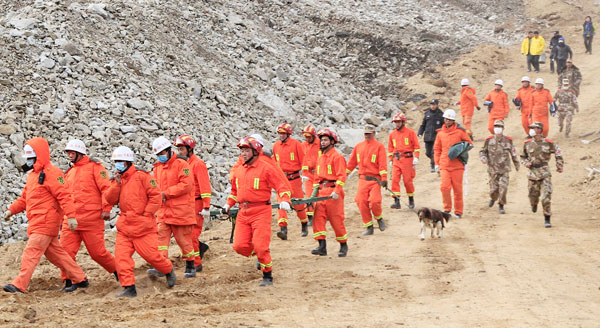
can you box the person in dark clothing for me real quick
[549,31,562,73]
[551,38,573,74]
[583,16,596,54]
[417,99,445,172]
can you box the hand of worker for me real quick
[200,209,210,217]
[481,157,488,164]
[301,175,309,183]
[330,192,339,200]
[381,180,388,189]
[221,204,231,218]
[101,212,110,220]
[67,218,78,231]
[476,106,481,111]
[412,157,419,165]
[388,160,392,168]
[113,171,122,184]
[434,165,440,172]
[279,201,291,211]
[3,210,12,221]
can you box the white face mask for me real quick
[562,85,569,90]
[493,127,503,134]
[529,129,537,137]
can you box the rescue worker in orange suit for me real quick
[224,136,293,286]
[174,135,211,273]
[456,78,480,137]
[105,146,176,297]
[514,76,535,136]
[59,139,117,290]
[3,138,88,293]
[484,80,510,135]
[388,113,420,210]
[301,125,320,227]
[310,128,349,258]
[346,125,388,235]
[434,110,473,218]
[272,123,308,239]
[147,137,196,279]
[531,78,554,137]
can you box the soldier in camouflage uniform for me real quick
[479,120,519,214]
[521,122,564,228]
[557,59,582,96]
[554,79,579,137]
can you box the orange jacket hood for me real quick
[26,137,51,171]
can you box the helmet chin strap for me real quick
[244,150,259,165]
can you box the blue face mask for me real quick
[115,162,127,173]
[157,154,168,163]
[26,159,35,167]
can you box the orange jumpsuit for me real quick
[387,127,420,198]
[60,156,116,281]
[531,88,554,137]
[273,138,307,226]
[153,154,195,262]
[346,139,388,227]
[7,138,86,292]
[484,89,510,134]
[301,140,320,217]
[105,165,173,287]
[187,154,211,268]
[457,86,479,132]
[313,147,348,243]
[515,86,535,135]
[434,124,472,215]
[227,157,292,272]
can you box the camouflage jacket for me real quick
[521,138,564,180]
[554,88,578,111]
[479,135,519,174]
[558,66,582,87]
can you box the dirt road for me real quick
[1,1,599,327]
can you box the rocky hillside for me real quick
[0,0,526,243]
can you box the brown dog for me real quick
[417,207,451,240]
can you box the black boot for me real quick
[165,267,176,288]
[544,215,552,228]
[195,264,203,273]
[408,196,415,209]
[277,226,288,240]
[60,279,72,291]
[311,239,327,256]
[362,225,374,235]
[307,215,313,227]
[116,285,137,298]
[301,222,308,237]
[488,199,495,207]
[147,268,165,277]
[377,218,386,231]
[184,260,196,278]
[391,197,401,209]
[498,204,505,214]
[64,278,89,292]
[3,284,24,293]
[199,241,209,259]
[259,271,273,287]
[430,164,435,173]
[338,242,348,257]
[532,204,538,213]
[114,272,119,282]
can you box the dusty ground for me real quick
[1,1,599,327]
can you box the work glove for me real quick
[388,160,393,168]
[67,218,78,231]
[200,209,210,218]
[101,212,110,221]
[222,204,230,214]
[301,175,309,183]
[330,192,339,200]
[279,201,291,211]
[434,165,440,173]
[412,157,419,165]
[381,181,388,189]
[3,210,12,221]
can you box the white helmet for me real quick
[521,76,531,82]
[442,109,456,120]
[152,136,172,155]
[494,79,504,86]
[64,139,87,155]
[535,78,544,85]
[23,144,36,158]
[250,133,266,147]
[111,146,135,162]
[461,78,469,86]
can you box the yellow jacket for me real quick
[521,36,545,56]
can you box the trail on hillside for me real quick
[1,1,599,327]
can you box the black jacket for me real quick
[417,108,444,142]
[549,35,562,49]
[551,43,573,60]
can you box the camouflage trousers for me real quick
[557,109,574,136]
[528,177,552,216]
[488,172,509,205]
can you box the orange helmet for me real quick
[277,123,292,135]
[392,113,407,122]
[302,125,317,137]
[174,134,196,149]
[237,136,263,152]
[317,128,338,144]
